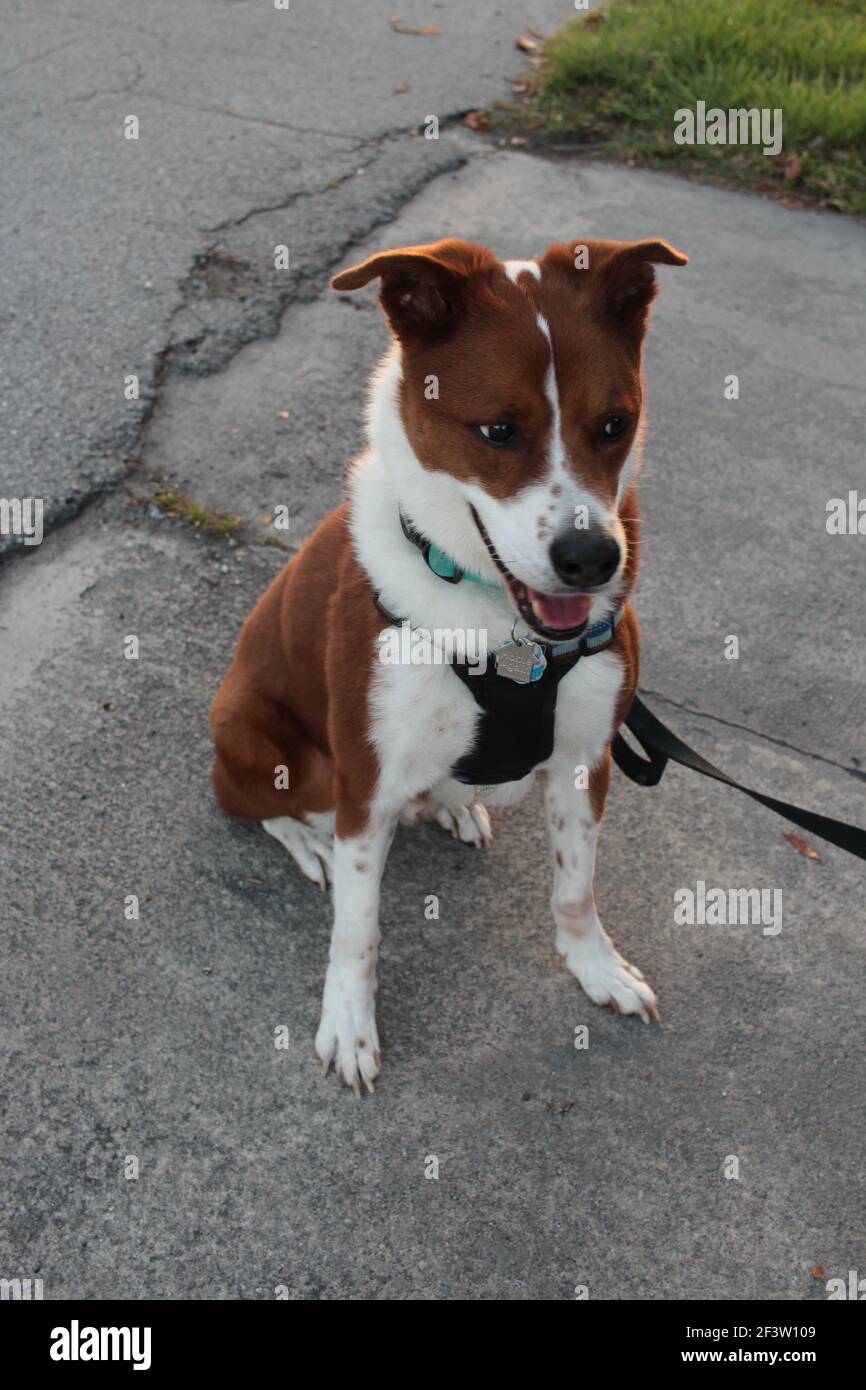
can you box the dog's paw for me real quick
[433,801,492,847]
[560,942,659,1023]
[314,983,381,1097]
[263,815,333,890]
[400,794,492,847]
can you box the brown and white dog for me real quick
[210,235,687,1094]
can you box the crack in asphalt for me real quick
[198,171,372,235]
[61,11,175,52]
[0,35,86,78]
[0,133,468,572]
[172,101,374,144]
[71,59,145,104]
[639,685,866,782]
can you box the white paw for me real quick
[433,801,492,847]
[560,940,659,1023]
[263,816,333,890]
[314,977,381,1097]
[400,795,492,846]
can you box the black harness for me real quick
[449,647,579,785]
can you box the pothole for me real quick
[183,246,260,302]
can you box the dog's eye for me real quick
[476,423,520,447]
[601,415,629,442]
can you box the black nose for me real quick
[549,530,621,588]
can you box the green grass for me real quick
[506,0,866,214]
[154,489,245,537]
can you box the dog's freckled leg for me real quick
[544,757,658,1022]
[314,813,396,1093]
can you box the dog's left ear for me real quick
[606,240,686,326]
[598,239,688,333]
[331,238,497,341]
[545,237,687,336]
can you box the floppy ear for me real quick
[331,238,496,341]
[600,239,687,333]
[544,237,686,338]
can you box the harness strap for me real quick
[372,589,620,786]
[613,696,866,862]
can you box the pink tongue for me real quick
[527,590,592,630]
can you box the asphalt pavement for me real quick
[1,0,863,1300]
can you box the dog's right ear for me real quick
[331,239,496,341]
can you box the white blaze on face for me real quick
[534,310,622,536]
[535,312,566,480]
[464,306,626,596]
[503,259,541,285]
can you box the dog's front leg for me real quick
[314,812,397,1096]
[543,755,658,1022]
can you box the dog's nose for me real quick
[549,530,621,588]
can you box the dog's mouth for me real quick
[470,507,594,641]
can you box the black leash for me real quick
[613,696,866,862]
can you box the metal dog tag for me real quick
[494,638,547,685]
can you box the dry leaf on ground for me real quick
[389,17,441,36]
[784,153,804,181]
[783,831,822,861]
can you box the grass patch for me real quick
[153,489,245,537]
[501,0,866,214]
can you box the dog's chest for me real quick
[369,646,623,807]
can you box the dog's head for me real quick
[332,235,686,637]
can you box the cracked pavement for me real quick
[1,0,864,1301]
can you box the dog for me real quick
[210,235,687,1094]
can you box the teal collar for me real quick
[399,509,501,590]
[392,509,624,661]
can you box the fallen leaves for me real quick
[389,16,440,36]
[463,110,489,132]
[545,1096,576,1117]
[783,832,822,861]
[810,1265,826,1281]
[784,152,804,181]
[515,34,538,53]
[391,81,411,95]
